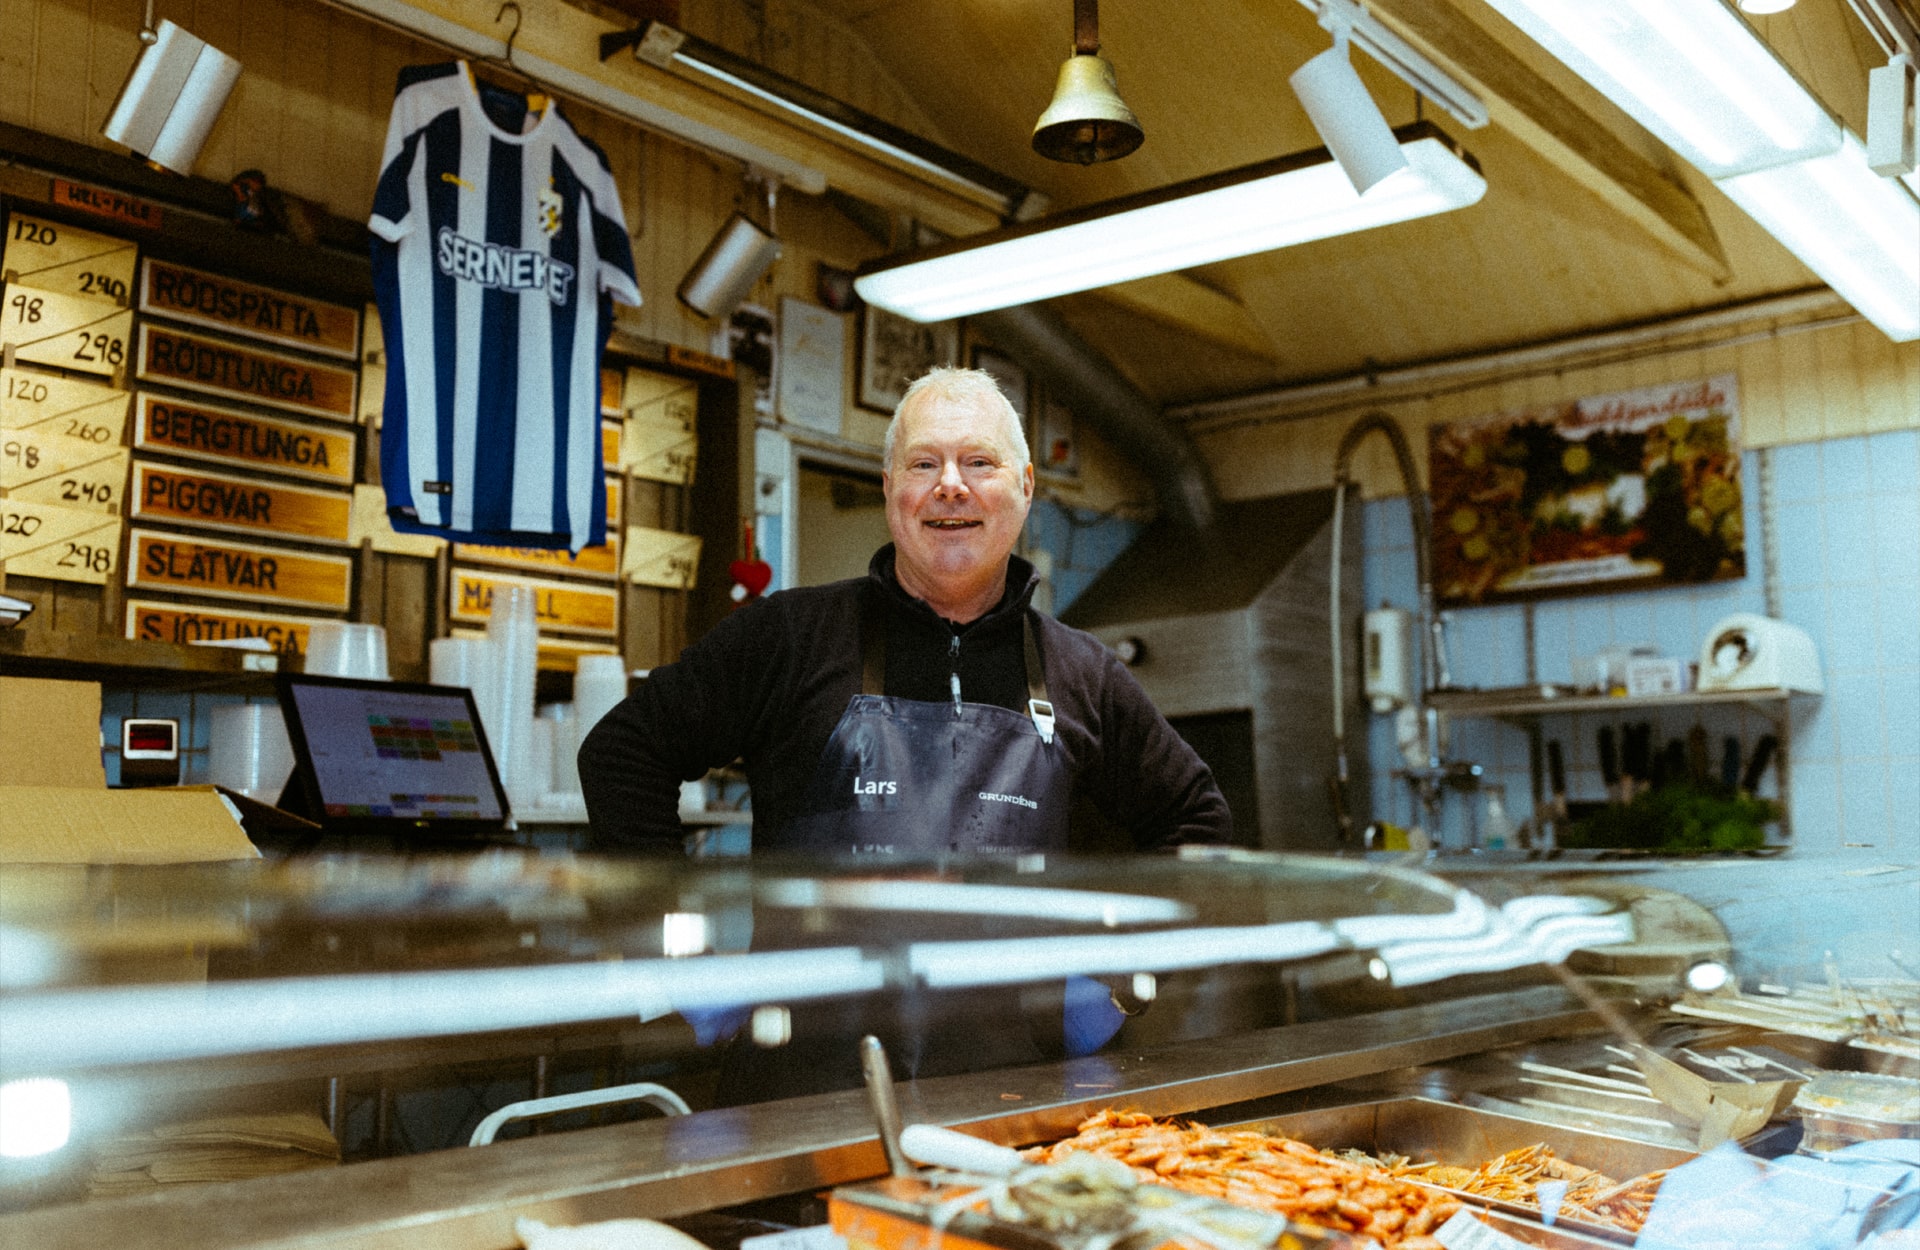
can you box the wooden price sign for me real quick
[135,323,358,423]
[139,260,361,360]
[623,368,698,484]
[3,213,138,305]
[454,534,620,579]
[601,366,623,418]
[0,498,121,584]
[130,463,352,545]
[1,366,131,441]
[451,626,619,673]
[359,303,385,426]
[448,568,619,637]
[625,410,698,484]
[126,528,353,611]
[622,525,702,590]
[132,392,356,486]
[1,284,133,377]
[125,599,328,660]
[0,427,128,513]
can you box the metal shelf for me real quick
[1427,685,1808,721]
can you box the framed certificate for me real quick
[858,306,958,413]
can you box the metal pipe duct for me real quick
[971,303,1219,534]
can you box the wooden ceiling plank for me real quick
[1090,273,1277,360]
[1365,0,1732,282]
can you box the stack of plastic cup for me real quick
[526,719,554,812]
[430,636,498,745]
[208,701,295,802]
[539,702,581,796]
[305,623,390,679]
[486,586,541,810]
[574,654,629,745]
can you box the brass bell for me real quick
[1032,52,1144,164]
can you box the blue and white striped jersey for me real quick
[370,62,640,553]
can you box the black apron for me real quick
[777,594,1074,855]
[713,594,1078,1104]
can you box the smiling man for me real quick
[580,366,1229,855]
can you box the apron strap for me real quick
[860,588,1056,743]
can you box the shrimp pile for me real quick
[1390,1145,1665,1234]
[1026,1111,1461,1250]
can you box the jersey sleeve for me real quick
[368,84,421,243]
[585,162,642,308]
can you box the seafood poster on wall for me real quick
[1429,374,1745,605]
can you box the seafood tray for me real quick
[1217,1098,1695,1245]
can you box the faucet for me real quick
[1328,412,1462,848]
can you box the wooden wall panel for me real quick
[1195,323,1920,503]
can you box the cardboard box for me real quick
[0,676,260,863]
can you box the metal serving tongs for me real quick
[1544,963,1782,1148]
[859,1035,1028,1179]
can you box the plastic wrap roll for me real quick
[574,654,628,741]
[486,587,541,809]
[208,701,295,802]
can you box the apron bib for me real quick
[779,595,1072,855]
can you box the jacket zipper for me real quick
[949,633,962,716]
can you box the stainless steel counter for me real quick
[0,986,1593,1250]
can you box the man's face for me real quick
[884,391,1034,608]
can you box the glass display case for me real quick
[0,848,1910,1249]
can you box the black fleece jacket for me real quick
[579,546,1231,851]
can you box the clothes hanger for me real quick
[465,3,550,119]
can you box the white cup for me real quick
[209,701,295,802]
[306,623,389,680]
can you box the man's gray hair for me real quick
[883,366,1030,474]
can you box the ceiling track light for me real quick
[101,1,242,175]
[1291,20,1412,195]
[1032,0,1145,164]
[1481,0,1920,342]
[854,120,1486,324]
[678,174,783,320]
[1291,0,1488,131]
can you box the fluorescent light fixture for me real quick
[1478,0,1840,177]
[855,121,1485,323]
[1738,0,1796,11]
[1716,132,1920,341]
[604,21,1033,216]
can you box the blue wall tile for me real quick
[1775,501,1826,587]
[1789,760,1840,851]
[1823,582,1882,672]
[1870,492,1920,584]
[1822,437,1871,497]
[1882,667,1920,758]
[1826,669,1887,757]
[1823,494,1880,584]
[1838,757,1891,846]
[1772,442,1823,504]
[1868,430,1920,498]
